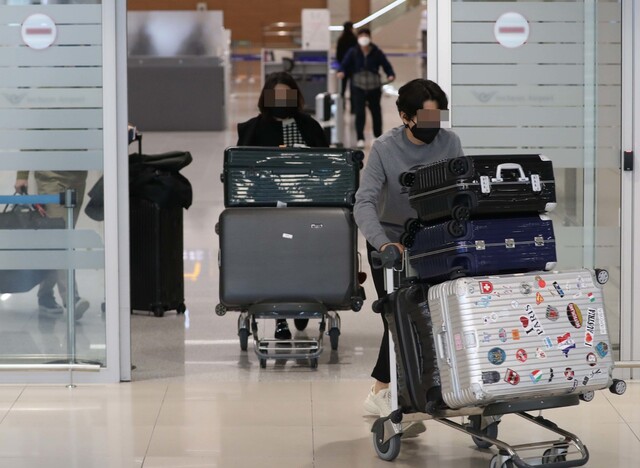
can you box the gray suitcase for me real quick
[427,269,614,409]
[218,207,362,311]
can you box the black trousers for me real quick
[366,242,391,384]
[351,87,383,141]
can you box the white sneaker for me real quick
[363,385,391,417]
[402,421,427,439]
[356,139,365,149]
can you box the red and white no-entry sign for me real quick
[494,12,529,49]
[21,14,57,50]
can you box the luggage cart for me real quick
[369,245,627,467]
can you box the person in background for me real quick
[335,21,358,111]
[237,71,328,339]
[15,171,90,321]
[337,28,395,149]
[354,79,463,437]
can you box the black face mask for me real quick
[270,107,297,119]
[406,121,440,144]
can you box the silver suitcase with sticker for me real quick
[427,269,614,409]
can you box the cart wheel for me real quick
[177,303,186,314]
[399,171,415,188]
[259,358,267,369]
[448,267,466,280]
[152,306,164,318]
[452,205,471,221]
[542,446,568,464]
[448,157,469,176]
[310,358,318,369]
[373,431,401,461]
[238,329,250,351]
[214,222,220,235]
[215,304,227,316]
[294,319,309,331]
[610,378,627,395]
[579,390,596,402]
[470,420,499,449]
[329,328,340,351]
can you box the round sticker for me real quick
[520,282,532,295]
[21,14,57,50]
[488,347,507,366]
[516,348,527,362]
[564,368,574,380]
[494,12,530,49]
[596,341,609,358]
[586,352,597,367]
[535,275,547,288]
[567,303,583,328]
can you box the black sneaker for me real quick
[274,319,292,340]
[38,297,64,315]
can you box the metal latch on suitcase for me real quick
[480,176,491,194]
[505,238,515,249]
[475,240,486,250]
[531,174,542,192]
[534,236,545,246]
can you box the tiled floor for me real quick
[0,53,637,467]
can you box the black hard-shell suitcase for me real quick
[403,215,557,282]
[374,282,441,413]
[218,207,362,311]
[130,197,186,317]
[402,154,556,222]
[222,146,363,208]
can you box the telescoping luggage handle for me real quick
[480,163,542,194]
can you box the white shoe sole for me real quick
[402,421,427,439]
[363,397,382,415]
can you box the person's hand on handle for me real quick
[336,71,345,80]
[386,75,395,83]
[380,242,404,254]
[14,179,28,194]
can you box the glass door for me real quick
[435,0,623,356]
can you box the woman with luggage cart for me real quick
[354,78,463,436]
[237,71,328,340]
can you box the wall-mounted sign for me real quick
[21,14,57,50]
[494,12,529,49]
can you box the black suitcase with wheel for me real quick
[130,197,185,316]
[218,207,363,311]
[401,154,556,223]
[222,146,362,208]
[374,282,441,414]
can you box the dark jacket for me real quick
[236,113,328,147]
[336,34,358,64]
[338,43,395,79]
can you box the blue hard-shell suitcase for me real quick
[403,215,557,282]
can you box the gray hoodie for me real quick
[354,126,464,250]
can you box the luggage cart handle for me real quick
[492,163,529,183]
[371,244,402,270]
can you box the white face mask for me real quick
[358,36,371,47]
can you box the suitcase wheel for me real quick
[177,303,186,314]
[447,221,466,238]
[259,358,267,369]
[610,379,627,395]
[579,390,595,402]
[400,232,414,248]
[448,157,470,176]
[350,150,365,163]
[215,304,227,316]
[351,296,364,312]
[310,358,319,369]
[452,205,471,221]
[399,171,415,188]
[542,444,568,464]
[404,218,422,234]
[152,305,165,317]
[489,455,515,468]
[595,268,609,285]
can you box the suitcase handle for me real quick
[436,330,451,367]
[492,163,529,183]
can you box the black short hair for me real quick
[396,79,448,119]
[258,71,305,116]
[357,28,371,37]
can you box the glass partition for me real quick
[450,1,622,355]
[0,0,106,367]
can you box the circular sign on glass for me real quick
[494,12,530,49]
[21,14,57,50]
